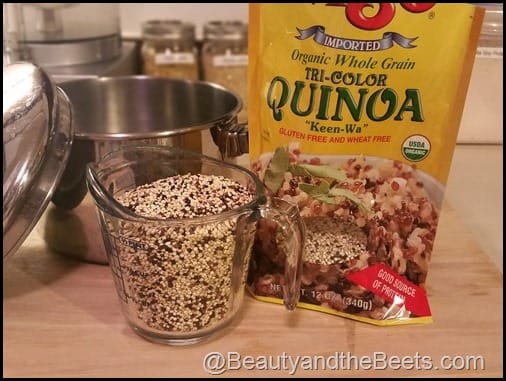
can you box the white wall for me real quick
[119,3,248,40]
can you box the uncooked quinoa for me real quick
[117,173,253,219]
[112,173,254,333]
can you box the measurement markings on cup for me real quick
[108,235,138,303]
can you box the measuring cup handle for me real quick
[258,197,305,311]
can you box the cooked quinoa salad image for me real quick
[247,144,441,321]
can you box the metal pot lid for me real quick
[3,62,73,259]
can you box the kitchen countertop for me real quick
[3,144,503,377]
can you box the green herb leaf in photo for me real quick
[264,146,290,193]
[329,188,372,213]
[294,163,347,182]
[298,182,335,204]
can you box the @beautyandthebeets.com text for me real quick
[202,351,486,375]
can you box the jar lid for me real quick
[3,62,73,259]
[142,19,195,41]
[203,20,248,41]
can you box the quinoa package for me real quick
[247,3,484,325]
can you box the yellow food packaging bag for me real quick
[247,3,484,325]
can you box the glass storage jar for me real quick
[141,20,201,154]
[141,20,199,81]
[201,20,248,124]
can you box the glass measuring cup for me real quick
[86,145,305,345]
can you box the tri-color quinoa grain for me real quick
[113,173,253,333]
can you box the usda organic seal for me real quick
[402,135,431,161]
